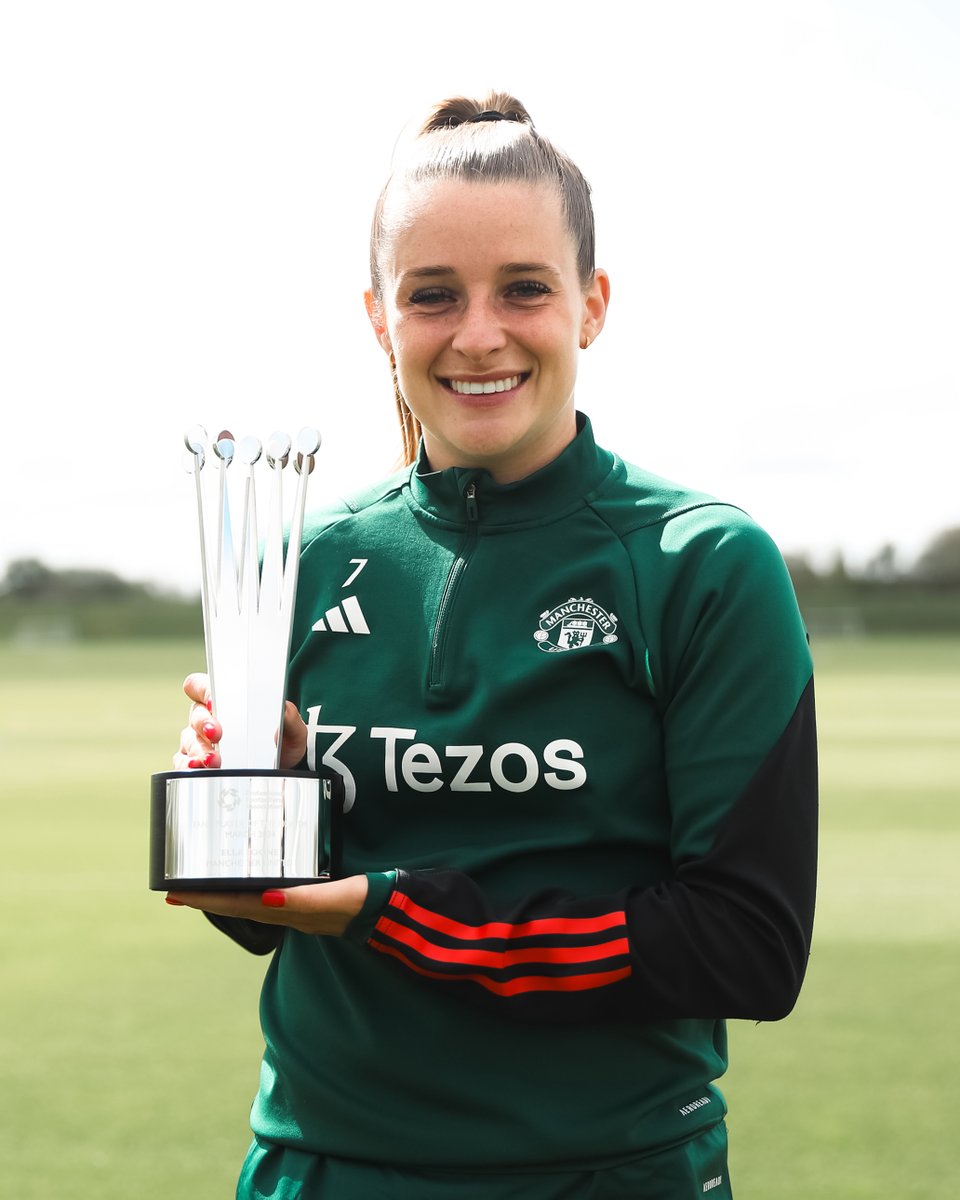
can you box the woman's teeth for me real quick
[449,375,521,395]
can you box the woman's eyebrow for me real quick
[396,262,563,285]
[401,265,455,280]
[502,262,562,277]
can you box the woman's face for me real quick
[366,179,608,484]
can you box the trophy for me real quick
[149,426,343,890]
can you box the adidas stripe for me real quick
[313,595,370,634]
[369,889,633,996]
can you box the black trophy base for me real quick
[149,768,343,891]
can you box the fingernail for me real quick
[206,699,213,712]
[261,890,286,908]
[187,758,204,769]
[202,723,219,741]
[203,753,217,768]
[165,896,185,906]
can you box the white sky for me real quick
[1,0,957,594]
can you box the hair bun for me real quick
[421,92,533,134]
[467,110,514,124]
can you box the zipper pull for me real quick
[464,481,479,522]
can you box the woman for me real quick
[170,92,817,1199]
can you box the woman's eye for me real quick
[409,287,455,305]
[507,280,552,299]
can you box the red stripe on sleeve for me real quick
[374,915,630,970]
[369,938,633,995]
[387,891,627,942]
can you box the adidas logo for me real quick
[312,595,370,635]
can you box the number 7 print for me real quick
[343,559,368,588]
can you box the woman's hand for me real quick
[173,672,222,769]
[173,672,308,770]
[165,875,370,936]
[168,674,344,928]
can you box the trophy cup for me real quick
[149,426,343,890]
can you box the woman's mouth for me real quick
[446,373,526,395]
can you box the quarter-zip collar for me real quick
[409,413,614,528]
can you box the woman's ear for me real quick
[580,269,610,347]
[364,289,394,357]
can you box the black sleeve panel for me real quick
[625,675,818,1020]
[204,913,286,956]
[367,679,817,1024]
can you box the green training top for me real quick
[217,414,817,1178]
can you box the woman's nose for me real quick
[450,298,508,360]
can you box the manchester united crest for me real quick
[534,597,619,653]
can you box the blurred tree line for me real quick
[1,558,177,601]
[786,527,960,590]
[0,558,200,641]
[783,527,960,635]
[1,527,959,640]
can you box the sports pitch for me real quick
[1,636,957,1197]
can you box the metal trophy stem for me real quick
[149,426,342,890]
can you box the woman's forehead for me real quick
[380,178,573,273]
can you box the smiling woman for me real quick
[169,91,818,1200]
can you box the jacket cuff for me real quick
[343,870,398,943]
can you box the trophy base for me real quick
[150,768,343,891]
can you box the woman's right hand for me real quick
[173,673,309,771]
[174,672,222,770]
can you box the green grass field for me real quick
[1,637,958,1197]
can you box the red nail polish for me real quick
[187,758,204,769]
[202,723,219,741]
[203,752,217,768]
[206,699,213,712]
[165,896,185,906]
[261,890,286,908]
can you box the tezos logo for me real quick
[534,597,619,653]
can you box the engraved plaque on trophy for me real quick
[149,427,342,890]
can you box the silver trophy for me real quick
[149,426,342,890]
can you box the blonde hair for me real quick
[370,92,597,466]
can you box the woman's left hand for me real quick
[165,875,369,936]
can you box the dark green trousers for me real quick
[238,1121,732,1199]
